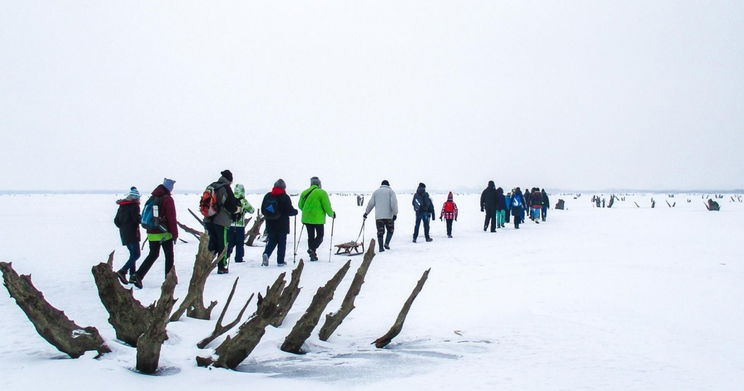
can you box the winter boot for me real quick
[116,270,128,285]
[261,253,269,267]
[425,237,433,242]
[377,235,385,252]
[130,274,143,289]
[384,232,393,250]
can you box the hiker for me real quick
[298,176,335,262]
[132,178,178,289]
[114,187,141,285]
[541,189,550,222]
[504,191,512,224]
[412,183,435,243]
[480,181,497,232]
[261,179,297,266]
[226,183,254,264]
[363,180,399,252]
[530,187,542,223]
[203,170,239,274]
[524,188,532,220]
[495,187,506,228]
[439,192,458,238]
[511,187,525,229]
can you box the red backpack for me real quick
[199,184,222,217]
[443,201,455,213]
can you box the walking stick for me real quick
[293,215,297,264]
[293,224,304,263]
[328,217,335,262]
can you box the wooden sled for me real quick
[334,241,365,256]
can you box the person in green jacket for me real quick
[298,176,335,261]
[227,183,255,263]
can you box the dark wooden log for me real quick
[269,259,304,327]
[319,240,376,341]
[170,234,222,321]
[245,212,265,246]
[197,277,253,349]
[1,261,110,358]
[607,195,615,208]
[280,260,351,354]
[136,269,178,374]
[91,253,151,346]
[373,268,431,349]
[555,199,565,210]
[198,273,287,369]
[634,202,640,208]
[177,221,204,240]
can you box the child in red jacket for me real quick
[439,192,459,238]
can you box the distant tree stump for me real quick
[269,260,304,327]
[281,260,352,354]
[136,269,178,374]
[319,240,376,341]
[555,199,565,210]
[170,234,221,321]
[245,212,265,246]
[373,269,430,348]
[2,261,110,358]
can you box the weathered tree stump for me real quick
[91,253,152,346]
[607,195,615,208]
[177,221,204,240]
[319,240,376,341]
[1,261,110,358]
[136,269,178,374]
[197,273,287,369]
[555,199,565,210]
[245,212,265,246]
[373,268,430,348]
[170,234,222,321]
[281,260,351,354]
[197,277,253,349]
[269,259,304,327]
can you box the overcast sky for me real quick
[1,1,742,193]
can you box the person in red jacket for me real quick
[132,178,178,288]
[439,192,459,238]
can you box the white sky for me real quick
[1,1,743,192]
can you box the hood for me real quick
[416,185,426,194]
[151,184,170,197]
[487,181,495,188]
[447,192,453,201]
[496,187,503,195]
[234,184,245,198]
[271,187,285,196]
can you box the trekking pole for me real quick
[293,215,297,264]
[328,217,335,262]
[294,223,304,264]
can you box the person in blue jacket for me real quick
[504,191,512,224]
[511,188,525,229]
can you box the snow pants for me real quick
[137,239,174,280]
[496,210,506,227]
[263,231,288,265]
[227,226,246,262]
[414,213,432,240]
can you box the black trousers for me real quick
[305,224,324,252]
[205,221,228,267]
[137,239,174,280]
[484,209,496,231]
[445,219,453,236]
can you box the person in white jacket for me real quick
[363,180,399,252]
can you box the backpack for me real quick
[141,196,165,231]
[443,201,455,213]
[512,196,522,208]
[199,184,223,218]
[413,193,429,213]
[262,194,281,220]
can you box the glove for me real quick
[363,213,367,219]
[439,217,443,221]
[480,208,484,212]
[333,211,337,219]
[432,215,435,221]
[393,215,397,221]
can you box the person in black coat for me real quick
[480,181,498,232]
[114,187,141,284]
[495,187,506,228]
[261,179,298,266]
[541,189,550,222]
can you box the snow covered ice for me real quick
[1,192,743,390]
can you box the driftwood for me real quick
[170,234,222,321]
[197,273,287,369]
[651,199,656,208]
[91,253,152,346]
[177,221,204,240]
[319,240,376,341]
[373,268,431,348]
[136,269,178,374]
[197,277,253,349]
[281,260,352,354]
[269,259,305,327]
[634,202,640,208]
[1,262,110,358]
[188,208,205,226]
[245,212,265,246]
[555,199,565,210]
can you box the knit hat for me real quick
[447,191,453,201]
[221,170,233,182]
[274,179,286,189]
[310,176,321,187]
[163,178,175,192]
[126,186,140,200]
[381,180,390,186]
[234,183,245,198]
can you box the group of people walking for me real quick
[113,174,550,289]
[480,182,550,231]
